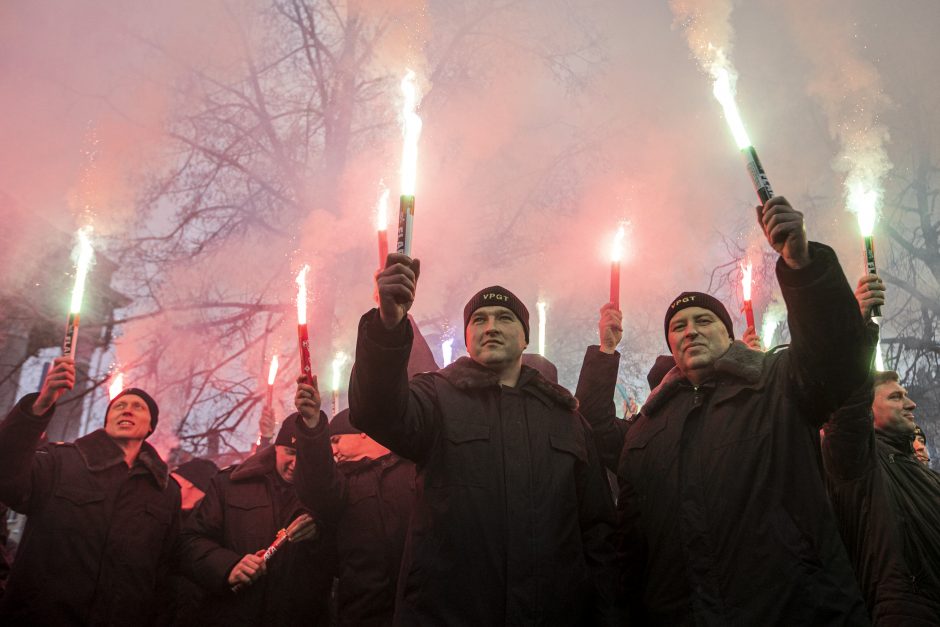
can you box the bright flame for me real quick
[295,265,310,324]
[400,70,423,195]
[761,299,787,348]
[442,338,454,366]
[711,65,752,150]
[69,226,95,314]
[741,261,753,301]
[537,301,547,357]
[375,184,390,230]
[331,351,348,392]
[875,341,886,371]
[267,354,279,386]
[849,182,878,237]
[108,372,124,400]
[610,222,626,263]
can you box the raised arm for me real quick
[292,381,347,526]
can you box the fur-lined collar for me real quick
[231,444,276,481]
[436,357,578,411]
[643,341,767,416]
[74,429,169,490]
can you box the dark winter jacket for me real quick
[180,445,334,627]
[349,309,622,626]
[823,383,940,625]
[294,412,416,627]
[615,243,873,625]
[0,393,180,626]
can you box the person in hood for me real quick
[180,417,334,626]
[0,356,180,625]
[348,262,621,625]
[822,273,940,624]
[611,197,872,624]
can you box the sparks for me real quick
[267,354,279,386]
[711,65,752,150]
[69,226,95,314]
[741,261,753,302]
[375,184,390,231]
[400,70,423,196]
[295,265,310,325]
[331,352,348,392]
[108,372,124,400]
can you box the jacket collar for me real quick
[437,356,578,411]
[231,444,277,481]
[643,340,766,416]
[875,429,915,456]
[74,429,169,490]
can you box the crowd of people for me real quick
[0,195,938,625]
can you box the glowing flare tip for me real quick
[108,372,124,400]
[375,186,391,230]
[69,227,95,314]
[849,183,878,237]
[331,352,348,392]
[711,66,752,150]
[295,265,310,324]
[267,354,279,386]
[442,338,454,366]
[610,223,627,263]
[400,70,423,196]
[741,261,753,301]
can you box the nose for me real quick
[905,396,917,411]
[684,323,699,338]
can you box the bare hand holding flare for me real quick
[377,253,420,330]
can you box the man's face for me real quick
[105,394,152,441]
[275,445,297,483]
[872,381,917,435]
[466,306,527,369]
[913,437,930,467]
[330,433,373,463]
[171,473,207,511]
[667,307,732,378]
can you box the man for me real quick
[292,403,415,627]
[609,197,872,624]
[348,270,620,625]
[913,425,931,468]
[822,273,940,623]
[180,417,333,626]
[173,458,219,521]
[0,357,180,625]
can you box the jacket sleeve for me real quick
[575,346,630,474]
[0,394,57,513]
[348,309,441,464]
[777,242,874,424]
[576,415,629,625]
[294,412,347,528]
[180,475,242,593]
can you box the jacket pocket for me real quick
[549,433,586,463]
[428,421,491,487]
[50,486,106,531]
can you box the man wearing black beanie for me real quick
[0,358,180,625]
[347,257,620,625]
[583,196,873,624]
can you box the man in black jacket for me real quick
[292,405,415,627]
[349,272,620,625]
[180,418,333,627]
[602,197,872,624]
[0,357,180,625]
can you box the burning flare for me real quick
[108,371,124,401]
[331,352,348,392]
[610,222,627,263]
[740,261,753,301]
[711,65,751,150]
[849,182,878,237]
[441,338,454,366]
[295,265,310,324]
[375,184,390,231]
[536,301,547,357]
[69,226,95,314]
[400,70,423,196]
[267,354,279,386]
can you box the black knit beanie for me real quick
[329,409,362,436]
[463,286,530,345]
[275,413,301,447]
[664,292,735,349]
[173,458,219,493]
[107,388,159,435]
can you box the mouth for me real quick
[482,339,503,347]
[684,343,706,353]
[117,419,135,427]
